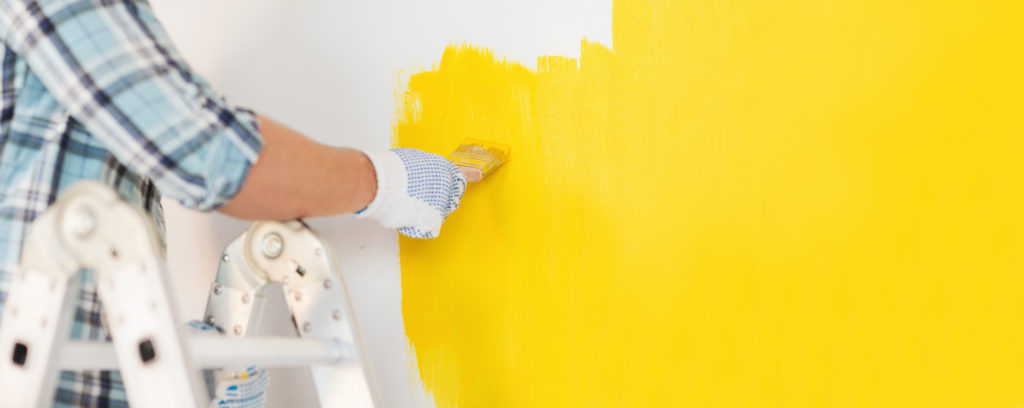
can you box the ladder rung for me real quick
[61,337,352,370]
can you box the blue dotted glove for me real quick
[207,365,269,408]
[186,320,269,408]
[358,148,467,238]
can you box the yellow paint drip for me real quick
[394,1,1024,406]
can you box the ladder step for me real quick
[60,337,353,370]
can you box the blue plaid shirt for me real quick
[0,0,264,405]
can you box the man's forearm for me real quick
[219,115,377,220]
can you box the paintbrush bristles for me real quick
[447,139,510,183]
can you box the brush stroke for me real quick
[394,0,1024,406]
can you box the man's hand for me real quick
[358,148,467,238]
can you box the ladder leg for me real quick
[285,257,375,408]
[96,259,207,407]
[0,214,81,407]
[204,234,268,338]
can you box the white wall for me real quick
[150,1,611,406]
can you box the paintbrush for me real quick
[447,138,511,182]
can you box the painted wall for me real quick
[396,0,1024,407]
[147,0,610,407]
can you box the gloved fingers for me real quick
[362,148,469,239]
[210,389,266,408]
[447,162,468,214]
[210,365,269,408]
[212,366,269,396]
[399,225,438,239]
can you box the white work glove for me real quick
[185,320,270,408]
[357,148,467,238]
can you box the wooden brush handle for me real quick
[457,165,483,183]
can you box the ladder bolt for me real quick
[213,284,222,295]
[302,322,312,333]
[261,233,284,259]
[222,254,230,262]
[332,310,342,320]
[69,207,97,238]
[233,325,242,336]
[293,291,303,302]
[241,293,250,304]
[323,279,332,289]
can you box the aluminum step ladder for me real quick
[0,181,379,407]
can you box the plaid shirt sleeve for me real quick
[0,0,263,210]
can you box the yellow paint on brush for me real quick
[447,139,511,180]
[394,1,1024,406]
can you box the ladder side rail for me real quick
[203,235,269,338]
[0,208,84,408]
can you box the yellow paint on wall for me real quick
[394,1,1024,406]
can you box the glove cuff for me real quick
[356,150,407,220]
